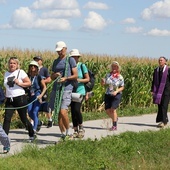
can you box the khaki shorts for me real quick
[48,90,72,112]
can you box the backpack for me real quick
[80,63,95,92]
[0,86,5,104]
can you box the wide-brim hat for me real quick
[29,60,39,68]
[69,49,81,57]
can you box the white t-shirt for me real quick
[4,69,28,98]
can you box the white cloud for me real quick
[122,18,136,24]
[141,0,170,20]
[83,1,109,10]
[10,7,37,28]
[32,0,78,9]
[0,7,71,31]
[125,27,143,33]
[41,9,81,18]
[147,28,170,36]
[34,18,71,30]
[82,11,107,31]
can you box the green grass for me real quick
[1,128,170,169]
[1,106,168,170]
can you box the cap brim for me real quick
[55,47,63,52]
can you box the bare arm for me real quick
[15,76,31,88]
[44,76,51,84]
[51,72,61,80]
[101,78,106,86]
[37,79,47,99]
[77,72,90,83]
[60,67,78,82]
[112,86,124,96]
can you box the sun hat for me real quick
[55,41,67,51]
[29,61,39,68]
[33,56,43,61]
[69,49,81,57]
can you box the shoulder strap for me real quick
[17,69,20,79]
[80,63,85,78]
[64,56,69,77]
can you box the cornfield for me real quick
[0,48,159,113]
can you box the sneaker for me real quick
[60,134,66,139]
[36,121,43,132]
[59,134,73,141]
[47,120,53,128]
[65,134,73,141]
[73,131,79,138]
[29,134,37,143]
[157,122,164,128]
[110,126,117,131]
[78,129,85,138]
[3,147,10,154]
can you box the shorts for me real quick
[48,90,72,112]
[39,102,49,113]
[104,93,122,110]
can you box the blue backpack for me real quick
[0,86,5,104]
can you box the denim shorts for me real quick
[104,93,122,110]
[48,90,72,112]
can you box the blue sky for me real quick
[0,0,170,58]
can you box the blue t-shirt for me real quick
[76,62,88,95]
[52,56,77,91]
[39,66,50,79]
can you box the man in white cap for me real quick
[48,41,78,139]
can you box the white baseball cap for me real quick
[69,49,81,57]
[55,41,67,51]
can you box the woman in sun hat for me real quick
[27,60,47,133]
[101,61,124,131]
[69,49,90,138]
[33,56,52,128]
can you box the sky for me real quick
[0,0,170,58]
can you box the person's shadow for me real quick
[118,122,157,127]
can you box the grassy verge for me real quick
[1,128,170,169]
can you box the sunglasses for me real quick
[29,65,37,67]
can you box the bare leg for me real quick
[58,113,66,133]
[58,109,70,135]
[106,108,118,130]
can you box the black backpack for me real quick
[81,63,95,92]
[37,75,48,101]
